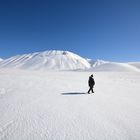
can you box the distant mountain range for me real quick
[0,50,140,71]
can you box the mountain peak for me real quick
[0,50,91,70]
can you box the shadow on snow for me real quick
[61,92,86,95]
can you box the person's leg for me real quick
[90,86,94,93]
[88,88,91,93]
[91,88,94,93]
[88,87,92,93]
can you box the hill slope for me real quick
[87,59,109,67]
[0,50,91,70]
[128,62,140,69]
[90,62,140,72]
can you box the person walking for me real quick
[88,74,95,94]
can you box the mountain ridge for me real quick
[0,50,139,72]
[0,50,90,70]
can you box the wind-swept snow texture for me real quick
[0,69,140,140]
[0,50,90,70]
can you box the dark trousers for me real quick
[88,86,94,93]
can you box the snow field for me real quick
[0,69,140,140]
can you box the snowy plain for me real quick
[0,69,140,140]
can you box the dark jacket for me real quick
[88,76,95,87]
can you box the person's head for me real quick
[91,74,93,77]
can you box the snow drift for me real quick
[0,58,3,61]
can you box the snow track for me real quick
[0,70,140,140]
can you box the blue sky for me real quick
[0,0,140,62]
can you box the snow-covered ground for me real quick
[128,62,140,69]
[0,69,140,140]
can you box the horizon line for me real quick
[0,49,139,63]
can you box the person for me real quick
[88,74,95,94]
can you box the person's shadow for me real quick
[61,92,86,95]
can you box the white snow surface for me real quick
[0,58,3,61]
[128,62,140,69]
[0,69,140,140]
[0,50,90,70]
[89,62,140,72]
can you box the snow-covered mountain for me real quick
[87,59,109,67]
[0,58,3,62]
[89,62,140,72]
[0,50,139,72]
[86,59,140,72]
[0,50,91,70]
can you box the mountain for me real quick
[0,50,139,72]
[90,62,140,72]
[0,58,3,61]
[0,50,91,70]
[87,59,109,67]
[86,59,140,72]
